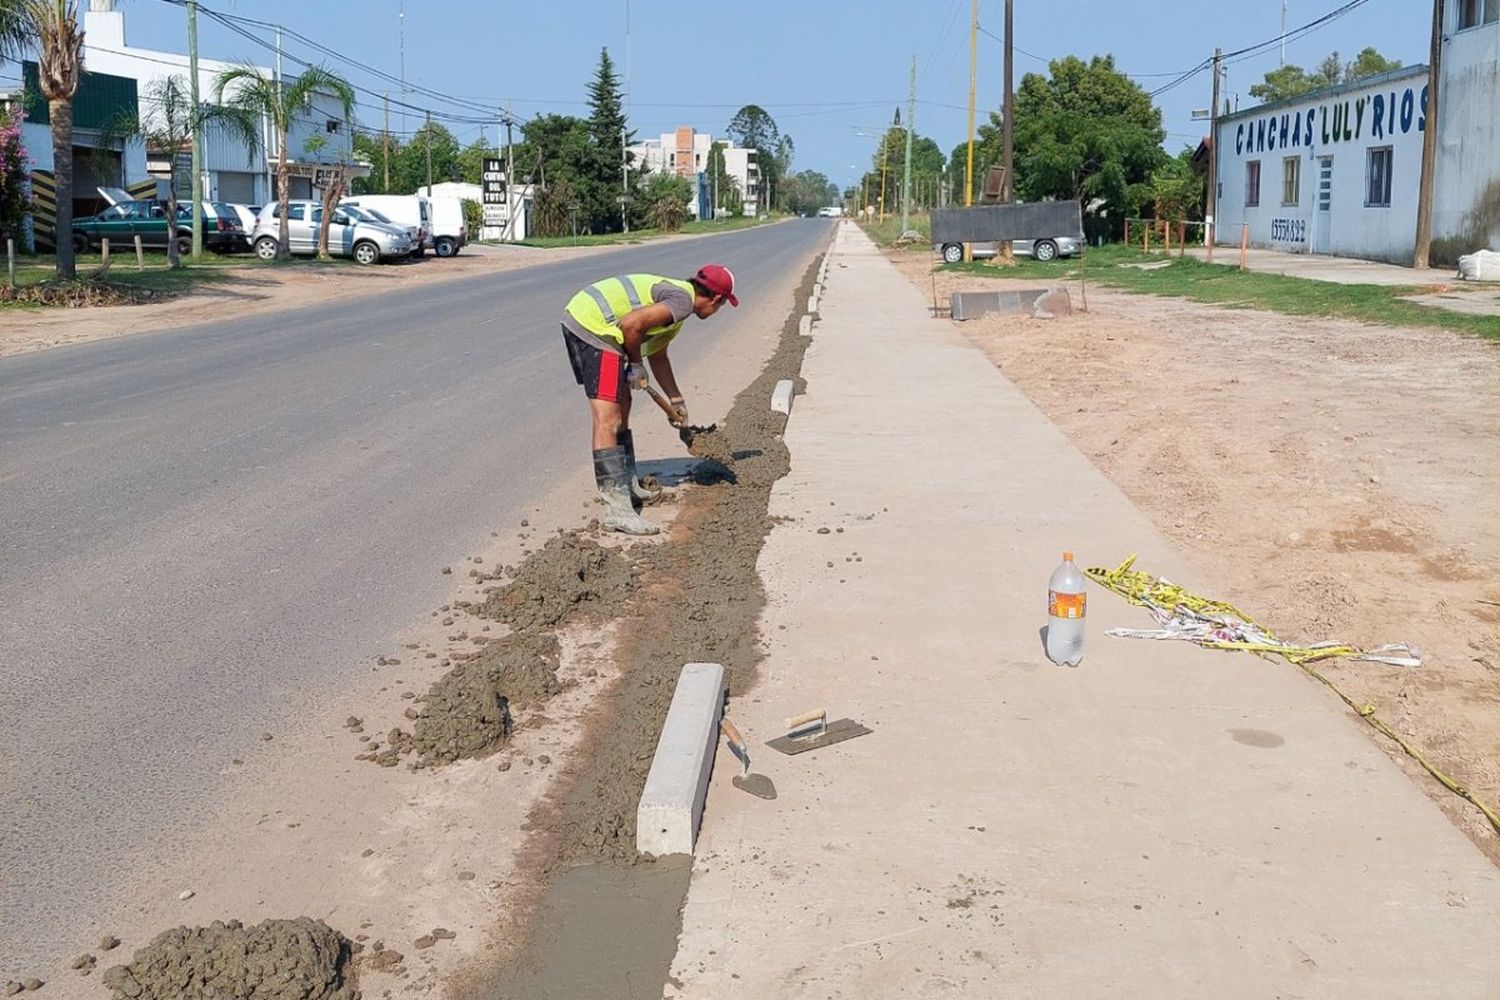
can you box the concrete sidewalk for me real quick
[666,224,1500,998]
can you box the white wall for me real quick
[1214,66,1428,263]
[1433,14,1500,252]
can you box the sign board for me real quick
[931,202,1084,244]
[483,204,508,227]
[482,158,506,205]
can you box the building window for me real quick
[1245,160,1261,207]
[1459,0,1499,27]
[1366,147,1393,207]
[1282,156,1300,206]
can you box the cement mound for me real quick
[101,918,356,1000]
[383,633,559,765]
[481,534,632,633]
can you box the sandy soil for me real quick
[0,244,609,359]
[892,249,1500,864]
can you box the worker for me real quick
[560,265,738,535]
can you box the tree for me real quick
[456,136,491,185]
[0,103,30,246]
[1249,47,1401,103]
[1010,54,1166,233]
[1140,147,1203,222]
[584,48,632,232]
[0,0,84,278]
[782,169,836,216]
[301,132,359,259]
[215,64,355,259]
[397,119,459,193]
[1345,46,1402,82]
[100,75,259,268]
[351,130,395,195]
[726,104,780,213]
[639,170,692,232]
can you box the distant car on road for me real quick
[250,200,411,264]
[937,236,1082,264]
[816,206,843,218]
[72,187,244,255]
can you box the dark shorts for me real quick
[562,326,625,403]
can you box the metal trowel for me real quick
[720,718,776,800]
[766,708,872,756]
[642,382,718,449]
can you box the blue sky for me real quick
[17,0,1428,190]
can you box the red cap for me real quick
[694,264,738,306]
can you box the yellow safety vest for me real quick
[564,274,695,356]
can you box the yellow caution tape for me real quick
[1086,554,1500,837]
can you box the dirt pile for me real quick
[684,425,734,464]
[101,918,356,1000]
[480,533,632,633]
[381,633,560,766]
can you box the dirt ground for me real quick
[892,249,1500,864]
[0,244,608,358]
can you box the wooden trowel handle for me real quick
[785,708,827,730]
[720,718,745,747]
[641,382,682,421]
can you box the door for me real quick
[1313,156,1333,254]
[286,204,313,253]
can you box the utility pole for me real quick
[964,0,978,261]
[187,0,203,258]
[1207,47,1222,261]
[382,93,391,192]
[425,109,433,193]
[901,55,915,234]
[621,129,629,233]
[1001,0,1015,261]
[1281,0,1289,66]
[503,104,517,242]
[1414,0,1444,269]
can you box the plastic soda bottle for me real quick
[1046,551,1086,666]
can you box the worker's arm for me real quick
[616,303,675,365]
[646,348,683,402]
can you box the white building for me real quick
[628,126,759,218]
[1212,3,1500,265]
[10,0,359,249]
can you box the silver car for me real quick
[938,235,1083,264]
[250,200,411,264]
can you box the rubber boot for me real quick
[593,446,660,536]
[618,429,662,505]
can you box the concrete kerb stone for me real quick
[770,379,795,415]
[636,662,726,857]
[807,294,819,314]
[798,315,812,338]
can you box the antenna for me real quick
[1281,0,1288,66]
[399,0,407,133]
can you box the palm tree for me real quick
[213,64,354,260]
[100,75,260,268]
[0,0,84,279]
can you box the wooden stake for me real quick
[1239,222,1249,271]
[5,237,13,290]
[1178,222,1186,258]
[101,238,111,269]
[135,235,145,270]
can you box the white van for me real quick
[423,196,468,257]
[339,195,432,257]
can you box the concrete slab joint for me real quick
[770,379,795,415]
[636,662,726,857]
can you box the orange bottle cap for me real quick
[1063,551,1074,562]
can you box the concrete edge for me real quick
[636,662,726,857]
[771,379,795,415]
[798,315,812,338]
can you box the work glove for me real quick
[668,398,689,429]
[624,362,648,391]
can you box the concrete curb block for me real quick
[771,379,795,415]
[807,294,819,314]
[798,315,812,338]
[636,662,725,857]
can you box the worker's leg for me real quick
[565,328,657,535]
[589,398,624,450]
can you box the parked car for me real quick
[937,236,1082,264]
[249,200,411,264]
[338,203,418,256]
[338,195,431,257]
[421,196,468,257]
[225,204,262,247]
[72,187,243,254]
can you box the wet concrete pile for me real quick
[101,918,356,1000]
[373,534,628,767]
[479,533,632,633]
[381,633,560,766]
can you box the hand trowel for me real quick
[719,718,776,800]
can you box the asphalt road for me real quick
[0,219,830,973]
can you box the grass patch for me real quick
[861,213,932,247]
[938,244,1500,340]
[3,251,360,309]
[516,214,775,249]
